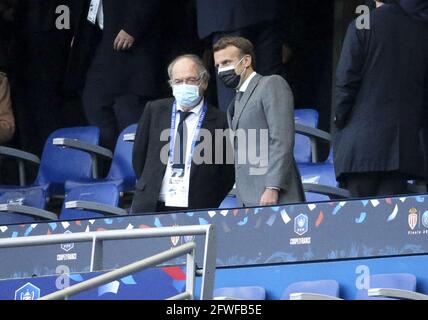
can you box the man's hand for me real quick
[113,29,135,51]
[260,188,279,206]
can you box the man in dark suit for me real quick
[333,0,428,198]
[196,0,283,111]
[73,0,163,151]
[12,0,73,155]
[131,55,235,214]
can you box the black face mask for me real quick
[218,68,241,89]
[217,57,246,89]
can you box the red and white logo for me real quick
[408,208,418,230]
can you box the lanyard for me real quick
[168,101,208,168]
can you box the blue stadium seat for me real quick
[0,183,126,224]
[0,127,100,198]
[65,124,137,194]
[357,273,428,300]
[219,194,238,209]
[214,286,266,300]
[294,109,319,164]
[281,279,341,300]
[60,183,126,220]
[0,187,51,225]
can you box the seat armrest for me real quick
[290,293,343,300]
[0,146,40,164]
[0,204,57,220]
[123,133,136,142]
[295,124,331,143]
[368,288,428,300]
[295,124,331,162]
[65,200,127,216]
[53,138,113,159]
[303,183,351,199]
[0,147,41,186]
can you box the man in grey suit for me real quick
[213,36,305,207]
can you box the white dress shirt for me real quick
[97,0,104,30]
[88,0,104,30]
[159,99,205,202]
[238,71,257,93]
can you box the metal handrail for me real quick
[0,225,216,300]
[40,242,196,300]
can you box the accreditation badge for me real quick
[87,0,101,25]
[165,166,190,208]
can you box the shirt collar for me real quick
[239,72,257,93]
[176,98,205,116]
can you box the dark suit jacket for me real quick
[400,0,428,22]
[14,0,69,33]
[67,0,162,96]
[196,0,280,39]
[131,98,235,214]
[333,4,428,180]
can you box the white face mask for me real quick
[172,84,201,108]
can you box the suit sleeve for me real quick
[334,20,366,129]
[123,0,160,40]
[132,101,152,178]
[262,75,295,191]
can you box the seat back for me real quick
[106,124,137,192]
[34,127,100,196]
[60,183,120,220]
[214,286,266,300]
[356,273,417,300]
[294,109,319,163]
[281,280,339,300]
[0,187,47,224]
[219,195,238,209]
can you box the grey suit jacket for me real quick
[227,73,305,207]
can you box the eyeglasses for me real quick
[169,77,201,86]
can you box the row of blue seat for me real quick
[214,273,428,300]
[0,109,346,224]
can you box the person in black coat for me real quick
[72,0,163,151]
[11,0,73,155]
[196,0,283,111]
[333,0,428,198]
[131,55,235,214]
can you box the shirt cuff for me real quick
[266,187,280,191]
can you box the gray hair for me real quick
[167,54,210,86]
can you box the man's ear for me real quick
[201,82,208,92]
[245,55,253,68]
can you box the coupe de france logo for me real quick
[408,208,418,231]
[15,283,41,300]
[61,230,74,252]
[294,214,308,236]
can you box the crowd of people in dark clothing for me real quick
[0,0,335,183]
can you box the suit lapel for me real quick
[159,100,175,172]
[232,74,262,130]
